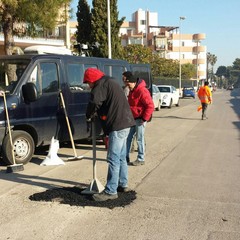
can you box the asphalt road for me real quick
[0,88,239,240]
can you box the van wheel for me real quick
[156,101,161,111]
[2,130,35,165]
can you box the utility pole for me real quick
[107,0,112,59]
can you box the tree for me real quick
[122,44,153,64]
[232,58,240,70]
[91,0,124,58]
[230,58,240,87]
[181,63,196,79]
[0,0,71,55]
[122,44,196,79]
[76,0,91,45]
[216,66,228,78]
[207,52,217,81]
[215,66,229,88]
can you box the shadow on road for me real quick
[230,88,240,131]
[0,171,81,189]
[153,115,200,120]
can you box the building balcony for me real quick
[193,33,206,41]
[192,58,205,64]
[193,45,206,53]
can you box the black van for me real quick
[0,54,152,165]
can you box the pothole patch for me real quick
[29,186,137,209]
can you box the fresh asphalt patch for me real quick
[29,186,137,209]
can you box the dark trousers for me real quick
[201,102,208,119]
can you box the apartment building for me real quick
[120,9,159,46]
[167,32,206,80]
[120,9,207,80]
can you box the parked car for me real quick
[182,87,195,98]
[152,84,161,111]
[157,85,180,108]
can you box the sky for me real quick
[71,0,240,70]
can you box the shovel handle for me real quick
[59,92,77,157]
[2,92,16,165]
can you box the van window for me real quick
[67,63,84,91]
[84,64,98,70]
[104,65,125,86]
[0,59,29,93]
[29,62,59,94]
[66,63,95,91]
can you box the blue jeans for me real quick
[105,128,130,195]
[126,119,146,162]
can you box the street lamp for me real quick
[179,16,186,97]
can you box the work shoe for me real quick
[131,160,145,166]
[117,186,131,192]
[92,191,118,202]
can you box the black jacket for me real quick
[86,76,135,134]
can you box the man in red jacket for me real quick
[125,74,154,166]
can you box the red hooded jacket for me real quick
[128,79,154,121]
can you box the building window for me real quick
[140,20,146,25]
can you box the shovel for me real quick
[81,117,104,194]
[59,91,83,161]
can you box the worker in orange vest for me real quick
[197,81,212,120]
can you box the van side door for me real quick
[18,60,61,146]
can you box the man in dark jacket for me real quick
[125,74,154,166]
[84,68,135,201]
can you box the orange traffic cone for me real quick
[197,105,202,112]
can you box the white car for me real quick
[157,85,180,108]
[152,84,161,111]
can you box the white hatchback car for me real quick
[157,85,180,108]
[152,84,161,111]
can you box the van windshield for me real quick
[0,59,30,94]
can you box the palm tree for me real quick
[207,52,217,81]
